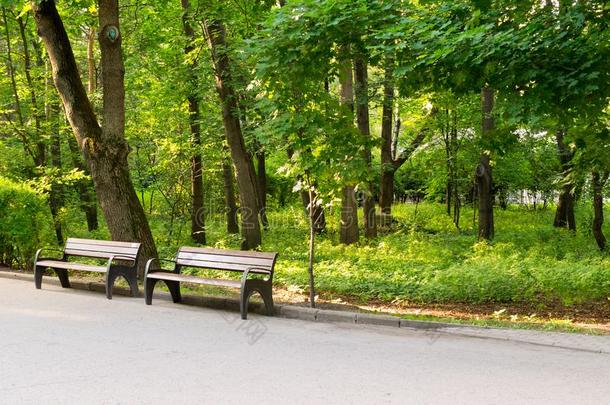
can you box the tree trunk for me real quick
[553,128,576,231]
[476,87,494,240]
[379,59,394,219]
[87,27,96,94]
[181,0,206,245]
[34,0,157,275]
[66,136,99,231]
[203,18,261,249]
[256,148,269,230]
[300,189,326,234]
[222,150,240,235]
[338,51,359,244]
[591,171,608,250]
[353,56,376,239]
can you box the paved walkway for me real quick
[0,277,608,404]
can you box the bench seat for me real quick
[34,238,142,299]
[145,247,278,319]
[147,271,241,288]
[35,260,107,273]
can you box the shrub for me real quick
[0,177,51,269]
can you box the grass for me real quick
[56,200,610,327]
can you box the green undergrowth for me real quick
[43,202,610,310]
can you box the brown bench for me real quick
[144,247,278,319]
[34,238,141,299]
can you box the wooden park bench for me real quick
[144,247,278,320]
[34,238,141,299]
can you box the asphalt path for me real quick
[1,277,608,404]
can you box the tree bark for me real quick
[66,135,99,231]
[338,52,359,244]
[33,0,157,275]
[203,18,261,249]
[87,26,96,94]
[553,128,576,231]
[181,0,206,245]
[476,87,495,240]
[591,171,608,250]
[379,60,394,218]
[222,152,240,235]
[354,56,376,239]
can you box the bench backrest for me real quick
[64,238,141,262]
[176,247,278,274]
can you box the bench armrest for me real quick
[106,255,138,268]
[34,247,64,263]
[144,258,177,277]
[246,266,272,275]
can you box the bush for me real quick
[0,177,51,269]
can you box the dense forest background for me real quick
[0,0,609,313]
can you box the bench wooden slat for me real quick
[64,238,140,260]
[176,251,274,267]
[147,272,241,288]
[179,246,276,260]
[65,243,140,255]
[66,238,141,249]
[175,259,271,274]
[64,249,138,260]
[36,260,107,273]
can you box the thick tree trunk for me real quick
[553,129,576,231]
[353,56,376,239]
[34,0,157,275]
[476,87,494,240]
[338,52,359,244]
[591,171,608,250]
[203,18,261,249]
[181,0,205,245]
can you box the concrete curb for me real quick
[1,269,608,354]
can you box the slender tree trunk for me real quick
[553,128,576,231]
[17,15,45,166]
[46,83,64,244]
[66,135,99,231]
[338,51,359,244]
[353,56,376,239]
[591,171,608,250]
[379,59,394,219]
[305,175,316,309]
[203,18,261,249]
[256,149,267,212]
[222,149,240,234]
[476,87,494,240]
[181,0,206,244]
[256,148,270,230]
[87,27,96,94]
[34,0,157,275]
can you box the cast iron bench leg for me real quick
[144,278,181,304]
[34,265,43,289]
[144,278,158,305]
[165,280,182,303]
[55,269,71,288]
[241,279,274,320]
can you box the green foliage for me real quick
[0,177,52,268]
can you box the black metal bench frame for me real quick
[144,247,278,320]
[34,238,142,299]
